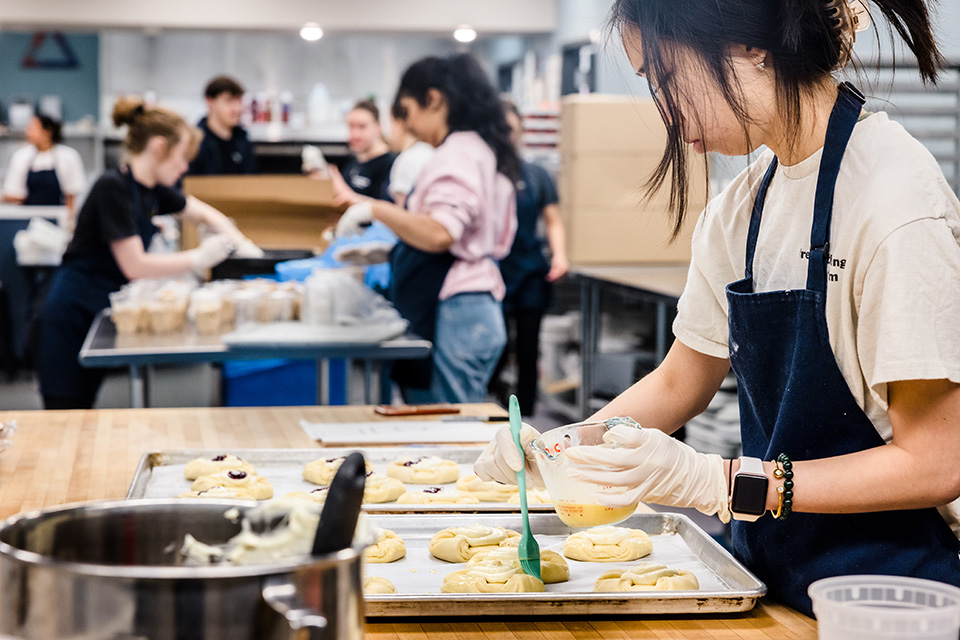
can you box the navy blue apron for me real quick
[23,166,64,206]
[38,171,159,404]
[387,186,455,389]
[727,82,960,616]
[500,162,551,313]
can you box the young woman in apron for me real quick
[475,0,960,615]
[38,96,261,409]
[335,54,519,404]
[2,115,86,217]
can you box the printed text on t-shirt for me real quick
[799,248,847,282]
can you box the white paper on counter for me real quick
[300,420,501,444]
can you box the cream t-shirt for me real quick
[673,112,960,536]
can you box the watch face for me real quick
[731,474,768,516]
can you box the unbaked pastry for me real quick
[467,547,569,584]
[594,563,699,592]
[441,558,545,593]
[386,456,460,484]
[177,486,258,500]
[363,575,396,594]
[184,454,255,480]
[283,488,328,503]
[507,489,552,504]
[364,529,406,563]
[562,526,652,562]
[303,456,374,486]
[363,474,406,503]
[456,474,519,501]
[429,524,521,562]
[396,488,480,504]
[190,470,274,500]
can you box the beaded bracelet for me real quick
[772,453,794,520]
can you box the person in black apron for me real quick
[475,0,960,617]
[38,97,259,409]
[334,54,521,403]
[2,115,86,216]
[491,102,569,417]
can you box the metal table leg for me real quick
[129,364,148,409]
[343,358,352,405]
[578,279,600,420]
[363,360,374,405]
[655,301,669,363]
[317,359,329,405]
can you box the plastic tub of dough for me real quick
[530,418,642,528]
[809,575,960,640]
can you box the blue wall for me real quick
[0,31,99,123]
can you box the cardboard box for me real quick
[181,175,347,250]
[561,95,668,155]
[560,152,708,211]
[562,205,697,265]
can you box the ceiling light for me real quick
[454,26,477,43]
[300,23,324,41]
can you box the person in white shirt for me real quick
[387,100,435,208]
[474,0,960,618]
[2,115,86,217]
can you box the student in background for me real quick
[39,97,260,410]
[331,100,397,201]
[335,55,518,404]
[387,100,435,208]
[189,75,257,175]
[2,115,86,218]
[492,101,568,417]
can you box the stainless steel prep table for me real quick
[572,265,689,420]
[78,309,432,408]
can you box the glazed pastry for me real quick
[562,526,652,562]
[190,470,274,500]
[441,557,545,593]
[507,489,552,504]
[429,524,521,562]
[396,488,480,504]
[364,529,406,563]
[183,454,255,480]
[303,456,374,486]
[456,474,519,501]
[467,547,569,584]
[177,486,258,500]
[363,575,396,594]
[386,456,460,484]
[594,563,699,592]
[283,488,328,503]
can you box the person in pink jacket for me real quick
[335,54,519,403]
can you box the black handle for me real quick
[311,451,366,556]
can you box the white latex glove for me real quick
[189,234,234,274]
[565,424,731,523]
[473,423,545,489]
[302,144,328,175]
[336,201,374,238]
[233,237,265,259]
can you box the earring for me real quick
[755,60,766,71]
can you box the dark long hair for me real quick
[396,54,522,184]
[610,0,945,237]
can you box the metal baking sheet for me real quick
[126,448,555,513]
[362,512,766,616]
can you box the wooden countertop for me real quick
[0,406,817,640]
[571,265,690,299]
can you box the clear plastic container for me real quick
[109,291,144,336]
[190,289,223,335]
[232,290,264,328]
[809,575,960,640]
[530,417,642,528]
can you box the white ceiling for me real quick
[0,0,556,34]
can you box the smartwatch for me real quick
[730,456,768,522]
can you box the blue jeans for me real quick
[403,292,506,404]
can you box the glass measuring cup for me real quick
[530,417,642,528]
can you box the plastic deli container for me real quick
[809,575,960,640]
